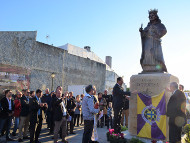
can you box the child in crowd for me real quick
[74,95,81,127]
[107,102,113,129]
[97,92,107,128]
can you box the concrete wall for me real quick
[0,31,106,94]
[105,70,118,94]
[32,41,64,91]
[63,53,106,92]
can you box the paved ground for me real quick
[0,122,109,143]
[1,122,186,143]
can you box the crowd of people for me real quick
[0,76,188,143]
[0,77,130,143]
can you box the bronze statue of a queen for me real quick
[139,9,167,73]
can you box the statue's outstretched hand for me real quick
[139,24,143,33]
[139,27,143,33]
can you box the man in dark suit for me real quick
[167,82,186,143]
[49,91,56,135]
[53,86,68,143]
[0,90,14,141]
[66,92,76,134]
[29,89,47,143]
[41,88,51,129]
[18,89,30,142]
[112,77,131,133]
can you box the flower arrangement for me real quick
[106,129,127,143]
[106,129,114,141]
[109,129,115,134]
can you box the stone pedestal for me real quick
[128,73,179,141]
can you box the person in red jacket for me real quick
[12,91,22,136]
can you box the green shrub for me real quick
[130,138,145,143]
[185,124,190,133]
[121,125,128,131]
[185,124,190,143]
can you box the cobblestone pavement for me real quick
[0,123,109,143]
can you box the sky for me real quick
[0,0,190,90]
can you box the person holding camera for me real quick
[53,86,68,143]
[29,89,48,143]
[18,89,30,142]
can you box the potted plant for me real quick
[106,132,110,141]
[109,133,127,143]
[107,129,115,141]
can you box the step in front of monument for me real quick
[124,130,186,143]
[123,130,164,143]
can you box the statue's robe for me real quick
[140,21,167,72]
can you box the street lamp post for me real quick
[51,73,55,91]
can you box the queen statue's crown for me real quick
[148,9,158,14]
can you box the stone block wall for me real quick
[0,31,107,94]
[63,53,106,93]
[105,69,118,94]
[0,31,64,92]
[0,31,37,67]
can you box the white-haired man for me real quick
[167,82,186,143]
